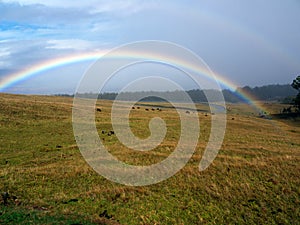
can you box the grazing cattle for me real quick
[282,107,292,114]
[96,108,102,112]
[186,110,190,114]
[101,130,106,134]
[137,107,140,109]
[145,108,149,111]
[132,107,135,109]
[152,108,155,111]
[108,130,115,136]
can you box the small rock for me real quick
[120,192,126,199]
[1,192,9,205]
[68,198,78,203]
[63,198,78,204]
[99,209,112,219]
[14,198,21,206]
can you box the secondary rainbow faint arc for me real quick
[0,51,263,111]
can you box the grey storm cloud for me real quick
[0,0,300,94]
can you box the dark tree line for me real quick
[236,84,297,102]
[90,84,297,103]
[291,76,300,111]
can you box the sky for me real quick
[0,0,300,94]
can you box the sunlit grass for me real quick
[0,93,299,224]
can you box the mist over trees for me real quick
[73,84,298,103]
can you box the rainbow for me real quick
[0,50,265,112]
[0,51,108,91]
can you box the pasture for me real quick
[0,93,299,224]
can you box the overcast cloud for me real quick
[0,0,300,94]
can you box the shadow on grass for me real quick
[271,112,300,119]
[0,205,121,225]
[270,112,300,127]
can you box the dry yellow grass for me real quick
[0,93,299,224]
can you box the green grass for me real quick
[0,93,299,224]
[0,205,98,225]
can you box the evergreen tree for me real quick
[291,76,300,111]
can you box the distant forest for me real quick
[65,84,297,103]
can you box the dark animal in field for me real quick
[96,108,102,112]
[132,107,135,109]
[186,110,190,114]
[101,130,106,134]
[145,108,149,111]
[137,107,140,109]
[152,108,155,111]
[282,107,292,114]
[108,130,115,136]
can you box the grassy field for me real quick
[0,93,299,224]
